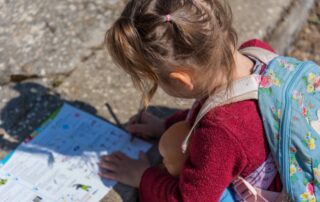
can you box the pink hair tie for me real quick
[166,14,172,23]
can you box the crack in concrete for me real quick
[264,0,298,41]
[0,42,106,89]
[265,0,316,53]
[44,20,56,34]
[0,70,74,86]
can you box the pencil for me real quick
[131,100,145,142]
[105,103,124,130]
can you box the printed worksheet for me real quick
[0,104,152,202]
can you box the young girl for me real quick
[98,0,282,201]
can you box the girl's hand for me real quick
[98,151,150,188]
[125,112,166,139]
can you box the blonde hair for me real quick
[105,0,237,106]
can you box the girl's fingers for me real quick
[126,124,149,136]
[113,151,129,160]
[101,152,129,163]
[140,112,154,122]
[128,115,138,125]
[127,112,150,126]
[101,154,121,163]
[98,161,117,171]
[99,171,117,181]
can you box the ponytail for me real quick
[106,13,158,107]
[106,0,238,104]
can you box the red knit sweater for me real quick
[139,40,282,202]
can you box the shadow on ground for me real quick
[0,82,179,202]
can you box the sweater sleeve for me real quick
[139,118,248,202]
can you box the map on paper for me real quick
[0,104,152,202]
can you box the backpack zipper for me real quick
[280,61,311,196]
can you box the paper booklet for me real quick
[0,104,152,202]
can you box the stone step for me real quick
[0,0,315,201]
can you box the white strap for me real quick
[233,177,261,202]
[245,154,278,190]
[181,75,260,153]
[240,47,278,65]
[234,177,287,202]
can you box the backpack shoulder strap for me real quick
[181,75,260,153]
[240,46,279,65]
[181,46,278,153]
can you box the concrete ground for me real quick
[289,1,320,63]
[0,0,316,201]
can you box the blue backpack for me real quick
[182,47,320,201]
[245,47,320,201]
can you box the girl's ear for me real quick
[169,71,194,91]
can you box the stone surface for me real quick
[0,0,126,84]
[229,0,292,44]
[267,0,316,54]
[289,0,320,63]
[0,0,316,201]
